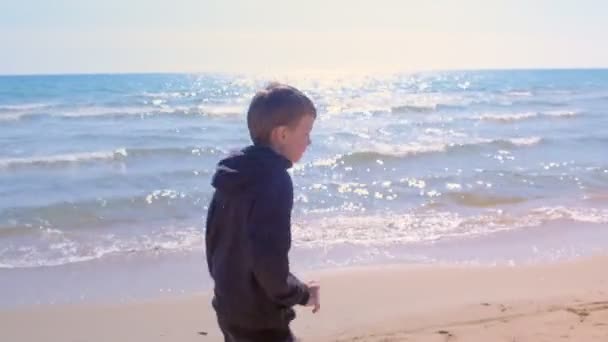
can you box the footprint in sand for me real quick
[437,330,455,341]
[479,302,509,312]
[565,300,608,323]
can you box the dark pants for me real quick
[217,317,296,342]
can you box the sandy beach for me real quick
[2,256,608,341]
[3,0,608,341]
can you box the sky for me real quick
[1,0,607,75]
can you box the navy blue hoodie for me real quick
[205,145,310,329]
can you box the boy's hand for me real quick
[306,281,320,313]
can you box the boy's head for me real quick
[247,83,316,163]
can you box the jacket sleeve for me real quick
[205,194,218,276]
[248,172,310,307]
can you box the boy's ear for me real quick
[270,126,288,145]
[275,126,289,142]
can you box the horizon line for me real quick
[2,66,608,78]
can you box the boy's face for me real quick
[273,113,315,164]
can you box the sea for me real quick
[1,69,607,307]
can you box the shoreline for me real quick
[4,217,608,310]
[2,254,608,341]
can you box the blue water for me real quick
[1,70,608,274]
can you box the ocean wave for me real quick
[391,104,438,113]
[0,103,54,114]
[0,149,128,169]
[505,137,542,146]
[0,103,246,121]
[506,91,533,97]
[390,102,468,114]
[0,103,51,110]
[0,103,171,120]
[126,146,224,158]
[477,110,579,123]
[0,135,541,173]
[301,137,543,168]
[0,187,209,235]
[0,146,223,169]
[292,206,608,248]
[543,110,579,117]
[343,142,450,160]
[445,192,527,207]
[197,104,246,116]
[478,112,538,122]
[530,206,608,224]
[141,91,198,99]
[0,113,26,121]
[0,105,155,120]
[0,103,55,121]
[390,97,575,117]
[0,226,203,268]
[517,99,568,107]
[2,205,607,268]
[59,106,157,117]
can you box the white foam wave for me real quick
[373,136,541,157]
[0,113,26,121]
[0,105,160,120]
[0,103,53,121]
[506,91,533,97]
[479,112,539,122]
[478,110,579,123]
[292,211,518,247]
[141,91,197,99]
[369,141,449,157]
[0,103,52,111]
[2,206,606,268]
[59,106,155,117]
[543,110,579,117]
[507,137,542,146]
[298,136,541,170]
[0,227,203,269]
[197,104,246,116]
[530,206,608,224]
[293,206,608,248]
[0,148,128,168]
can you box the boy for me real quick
[206,83,320,342]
